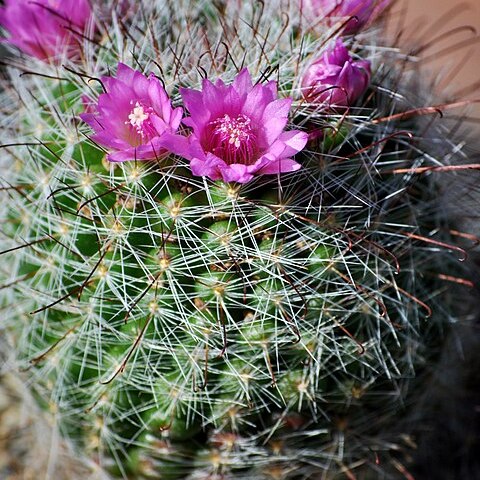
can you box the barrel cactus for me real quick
[0,0,476,478]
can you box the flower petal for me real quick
[115,63,137,85]
[158,132,195,160]
[232,68,253,94]
[257,157,302,175]
[107,138,167,162]
[180,87,210,129]
[242,83,276,121]
[190,153,225,180]
[277,130,309,157]
[148,78,170,120]
[221,163,254,184]
[259,98,292,146]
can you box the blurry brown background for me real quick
[397,0,480,115]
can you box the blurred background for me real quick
[397,0,480,115]
[396,2,480,479]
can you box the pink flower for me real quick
[165,69,308,184]
[0,0,92,60]
[307,0,391,34]
[302,39,371,108]
[80,63,183,163]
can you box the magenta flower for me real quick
[80,63,183,163]
[165,69,308,184]
[0,0,92,60]
[302,39,371,108]
[307,0,391,34]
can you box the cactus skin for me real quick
[0,1,474,479]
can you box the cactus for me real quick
[0,1,476,478]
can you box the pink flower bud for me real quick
[302,39,371,108]
[307,0,391,34]
[0,0,93,61]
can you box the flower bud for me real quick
[307,0,391,34]
[0,0,93,61]
[302,39,371,108]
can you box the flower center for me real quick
[125,101,156,146]
[128,102,149,131]
[210,114,256,165]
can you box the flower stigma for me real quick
[125,101,155,142]
[210,114,256,164]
